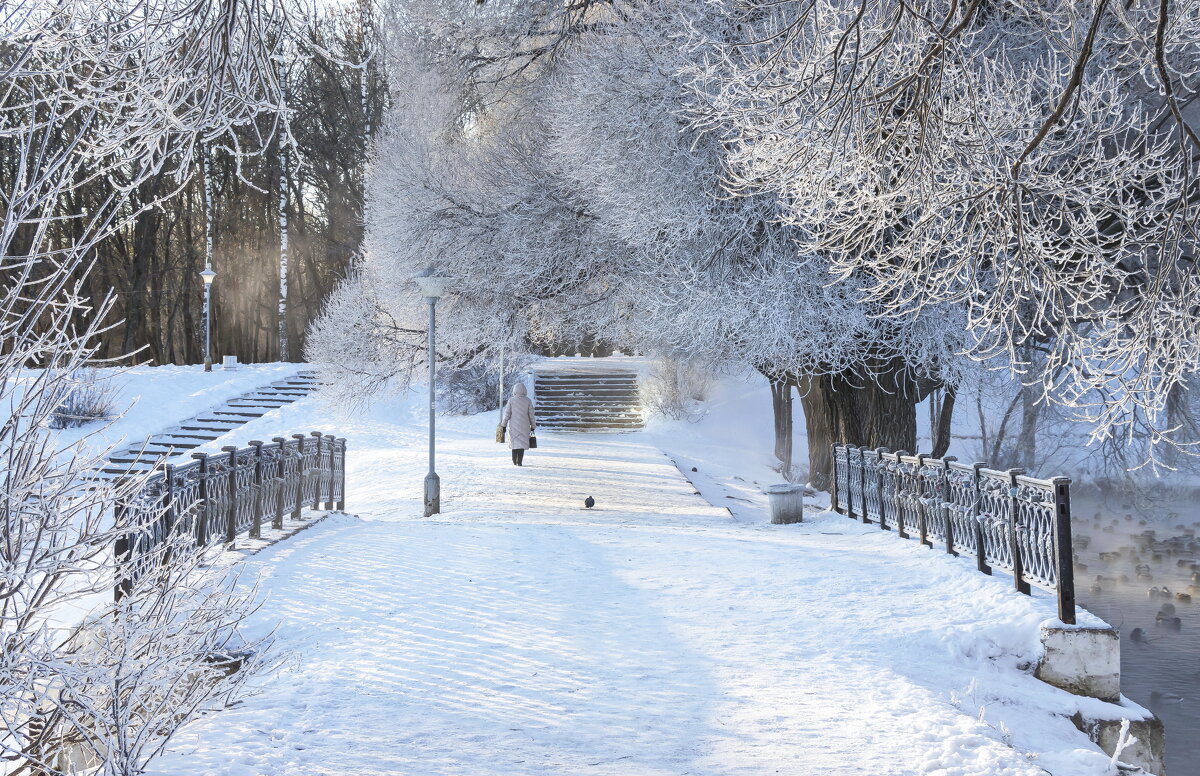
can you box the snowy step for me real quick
[537,395,643,400]
[540,422,644,429]
[108,453,164,465]
[535,383,638,391]
[538,411,644,420]
[159,431,222,442]
[192,413,245,423]
[535,387,638,394]
[100,463,159,476]
[535,374,638,379]
[535,383,637,390]
[536,400,641,408]
[539,415,644,420]
[179,421,241,432]
[185,417,243,427]
[143,438,203,449]
[540,425,645,431]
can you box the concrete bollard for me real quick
[765,484,805,524]
[1036,620,1120,701]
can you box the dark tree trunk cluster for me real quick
[761,359,950,490]
[11,6,386,366]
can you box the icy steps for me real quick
[98,371,320,478]
[533,370,644,432]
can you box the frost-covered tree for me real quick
[2,1,286,771]
[310,0,968,484]
[690,0,1200,466]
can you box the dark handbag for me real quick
[496,424,505,444]
[528,433,537,449]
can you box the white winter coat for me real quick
[502,383,536,450]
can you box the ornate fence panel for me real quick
[114,431,347,601]
[830,444,1076,624]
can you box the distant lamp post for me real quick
[414,265,451,516]
[200,267,217,372]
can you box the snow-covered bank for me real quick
[50,362,306,458]
[144,381,1132,776]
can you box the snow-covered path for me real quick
[150,401,1113,776]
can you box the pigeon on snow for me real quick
[584,496,595,509]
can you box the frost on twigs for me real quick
[8,531,270,775]
[639,359,716,423]
[311,0,964,423]
[3,1,289,772]
[49,369,117,429]
[439,354,534,416]
[687,0,1200,462]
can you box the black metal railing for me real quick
[114,432,347,600]
[831,444,1075,624]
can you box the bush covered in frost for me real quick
[50,369,116,429]
[639,360,715,422]
[438,355,534,416]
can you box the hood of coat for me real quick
[512,383,528,399]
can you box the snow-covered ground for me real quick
[138,370,1131,776]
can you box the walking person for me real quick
[501,383,536,466]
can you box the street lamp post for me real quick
[414,266,451,516]
[200,268,217,372]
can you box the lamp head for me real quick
[413,265,451,299]
[200,268,217,286]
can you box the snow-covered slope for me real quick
[52,363,307,460]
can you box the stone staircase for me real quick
[533,369,644,432]
[99,370,320,479]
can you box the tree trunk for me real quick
[798,363,921,489]
[930,387,957,458]
[769,377,794,481]
[1017,382,1040,471]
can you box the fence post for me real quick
[858,447,869,524]
[843,445,854,518]
[292,433,306,520]
[113,497,132,603]
[1007,468,1031,595]
[875,448,889,530]
[972,463,991,575]
[894,451,908,539]
[337,438,347,512]
[1052,477,1076,624]
[165,463,176,530]
[323,434,337,510]
[915,454,931,547]
[250,441,264,540]
[193,452,209,546]
[161,464,176,569]
[311,431,324,509]
[223,445,238,546]
[272,437,287,529]
[830,443,840,514]
[942,457,958,556]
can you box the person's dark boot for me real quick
[511,450,520,465]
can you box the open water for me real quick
[1072,493,1200,775]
